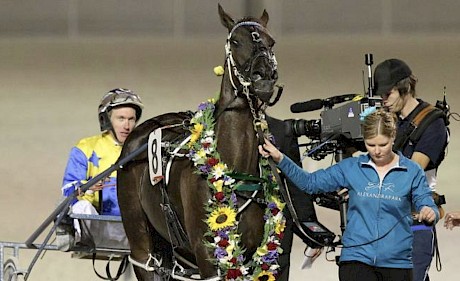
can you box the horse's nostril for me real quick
[252,72,263,81]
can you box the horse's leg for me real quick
[118,165,160,281]
[236,203,265,254]
[179,176,217,278]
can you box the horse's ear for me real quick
[218,4,235,31]
[260,9,269,27]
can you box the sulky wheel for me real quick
[3,257,23,281]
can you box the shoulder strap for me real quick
[409,105,445,143]
[393,102,429,151]
[393,102,445,151]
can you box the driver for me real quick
[57,88,143,251]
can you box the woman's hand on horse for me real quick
[258,138,284,163]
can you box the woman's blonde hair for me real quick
[362,109,397,140]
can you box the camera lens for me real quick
[285,119,321,139]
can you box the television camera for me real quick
[287,94,382,160]
[284,54,381,252]
[286,53,380,162]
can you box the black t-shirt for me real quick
[397,100,448,170]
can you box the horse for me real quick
[117,5,281,280]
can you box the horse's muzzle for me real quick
[251,79,277,102]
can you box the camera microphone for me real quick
[290,99,324,113]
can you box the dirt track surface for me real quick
[1,36,460,280]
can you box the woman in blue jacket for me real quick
[259,109,439,281]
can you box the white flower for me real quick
[270,264,280,270]
[205,130,214,137]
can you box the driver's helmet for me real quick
[98,88,144,132]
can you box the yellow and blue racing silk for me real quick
[62,132,122,216]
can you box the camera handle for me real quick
[365,53,374,97]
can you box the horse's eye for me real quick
[231,40,240,47]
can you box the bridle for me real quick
[224,21,278,98]
[217,20,283,120]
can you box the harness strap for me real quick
[128,254,160,272]
[394,102,445,151]
[434,230,442,272]
[412,104,435,125]
[91,254,129,281]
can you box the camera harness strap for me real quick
[394,101,446,151]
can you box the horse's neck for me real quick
[214,84,259,175]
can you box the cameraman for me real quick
[373,58,449,281]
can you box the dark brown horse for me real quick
[118,5,280,280]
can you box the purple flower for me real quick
[198,102,209,111]
[207,103,215,111]
[198,102,215,112]
[267,202,277,209]
[217,230,229,240]
[230,193,237,205]
[261,250,279,264]
[214,247,228,259]
[199,165,211,173]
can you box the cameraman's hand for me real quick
[258,138,283,163]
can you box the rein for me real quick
[254,124,333,247]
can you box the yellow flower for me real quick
[213,180,224,192]
[275,221,286,235]
[207,206,237,231]
[190,123,204,144]
[212,162,227,179]
[256,245,268,256]
[253,270,275,281]
[213,66,224,76]
[271,196,285,211]
[197,149,206,158]
[226,239,235,255]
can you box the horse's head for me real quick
[218,4,278,104]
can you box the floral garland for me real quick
[187,98,286,281]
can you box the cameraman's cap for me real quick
[374,59,412,96]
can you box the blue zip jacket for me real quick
[278,151,439,268]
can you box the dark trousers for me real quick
[412,228,435,281]
[339,261,413,281]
